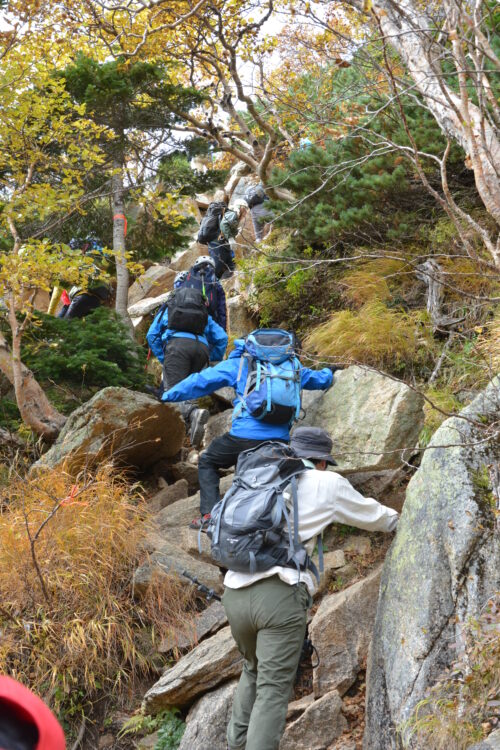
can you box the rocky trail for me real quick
[30,169,499,750]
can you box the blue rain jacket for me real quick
[162,339,333,440]
[146,307,228,364]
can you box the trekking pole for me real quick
[182,569,222,602]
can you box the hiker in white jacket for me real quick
[222,426,398,750]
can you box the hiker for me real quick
[185,256,228,330]
[146,270,228,447]
[214,426,398,750]
[245,184,273,242]
[197,196,241,279]
[208,236,235,280]
[0,675,66,750]
[161,329,335,528]
[58,237,110,319]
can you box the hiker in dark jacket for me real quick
[162,333,334,528]
[222,426,398,750]
[185,256,228,331]
[58,237,110,319]
[245,185,274,242]
[146,273,228,447]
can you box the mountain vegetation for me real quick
[0,0,498,747]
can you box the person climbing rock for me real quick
[58,237,111,319]
[220,426,398,750]
[161,328,335,529]
[146,270,228,448]
[207,236,235,280]
[184,256,228,330]
[244,184,273,242]
[0,675,66,749]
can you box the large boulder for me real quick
[468,730,500,750]
[310,567,382,697]
[169,241,205,272]
[143,626,242,712]
[203,410,233,449]
[279,690,347,750]
[132,536,222,597]
[364,378,500,749]
[128,292,170,318]
[154,473,235,529]
[227,295,257,338]
[34,388,185,474]
[148,478,189,513]
[159,600,227,653]
[128,266,175,306]
[300,366,424,471]
[177,680,237,750]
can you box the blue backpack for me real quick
[235,329,301,425]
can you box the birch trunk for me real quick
[112,160,134,333]
[342,0,500,229]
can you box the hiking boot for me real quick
[189,513,211,531]
[189,408,209,449]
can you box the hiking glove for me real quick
[328,365,345,374]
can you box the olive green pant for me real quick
[222,576,312,750]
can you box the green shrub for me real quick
[4,308,148,390]
[155,709,186,750]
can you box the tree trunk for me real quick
[342,0,500,228]
[0,327,66,442]
[112,160,134,333]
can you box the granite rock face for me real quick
[177,681,237,750]
[128,265,176,306]
[364,378,500,749]
[311,567,382,697]
[279,690,347,750]
[143,626,242,712]
[227,295,256,337]
[300,366,424,471]
[34,388,185,474]
[159,600,227,654]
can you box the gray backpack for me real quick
[244,184,267,208]
[208,441,321,581]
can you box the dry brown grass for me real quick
[477,310,500,375]
[341,258,409,308]
[0,464,196,720]
[304,300,432,370]
[403,595,500,749]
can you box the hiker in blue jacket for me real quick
[162,330,334,528]
[147,271,228,447]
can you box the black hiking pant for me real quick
[208,239,235,280]
[163,336,209,419]
[199,433,271,516]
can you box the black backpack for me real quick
[244,185,267,209]
[208,441,321,582]
[197,201,226,245]
[184,268,219,321]
[167,287,208,336]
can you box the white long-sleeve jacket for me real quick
[224,464,398,595]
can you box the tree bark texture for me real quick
[0,327,65,442]
[112,161,134,333]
